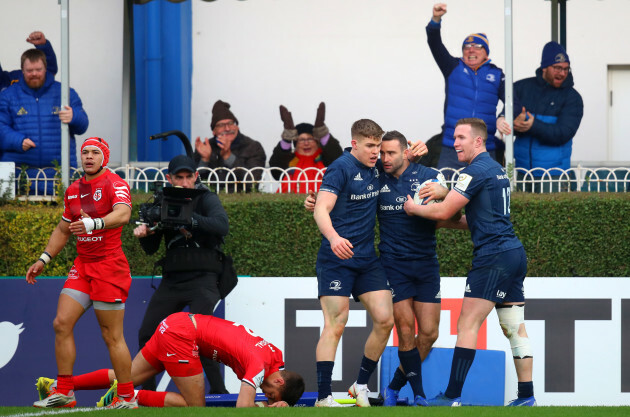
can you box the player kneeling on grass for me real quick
[36,313,305,407]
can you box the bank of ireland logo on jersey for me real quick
[93,188,102,201]
[367,184,374,191]
[329,280,342,291]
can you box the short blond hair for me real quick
[351,119,384,141]
[456,118,488,144]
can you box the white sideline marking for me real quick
[7,408,105,417]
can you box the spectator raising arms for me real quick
[0,31,57,92]
[269,102,342,194]
[426,3,517,175]
[0,47,88,195]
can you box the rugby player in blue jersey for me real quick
[377,131,465,407]
[312,119,394,407]
[307,130,465,407]
[403,118,536,407]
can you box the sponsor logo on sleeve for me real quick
[455,174,473,192]
[113,182,131,203]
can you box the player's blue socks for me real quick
[444,347,476,399]
[356,356,378,385]
[518,381,534,398]
[399,348,425,398]
[316,361,334,400]
[388,367,407,390]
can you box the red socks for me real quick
[56,375,74,395]
[72,369,111,390]
[136,390,167,407]
[116,381,135,401]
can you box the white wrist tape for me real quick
[82,217,105,233]
[38,251,52,265]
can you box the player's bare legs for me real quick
[33,295,85,407]
[387,298,436,405]
[499,302,533,382]
[53,294,86,374]
[346,290,393,406]
[428,297,495,405]
[393,299,416,352]
[455,297,495,348]
[94,309,132,386]
[314,296,349,406]
[514,341,533,380]
[359,290,394,360]
[172,374,205,407]
[414,301,441,360]
[316,296,350,361]
[127,352,190,407]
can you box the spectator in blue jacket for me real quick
[0,48,88,195]
[499,41,583,192]
[0,31,57,92]
[426,3,516,176]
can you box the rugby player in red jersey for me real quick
[27,137,137,409]
[36,313,305,408]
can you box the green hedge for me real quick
[1,192,628,277]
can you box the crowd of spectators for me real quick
[1,4,583,196]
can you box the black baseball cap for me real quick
[168,155,197,174]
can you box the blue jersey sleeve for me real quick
[319,162,346,195]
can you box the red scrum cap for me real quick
[81,137,110,167]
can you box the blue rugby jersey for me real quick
[318,150,380,258]
[377,162,439,259]
[453,152,523,256]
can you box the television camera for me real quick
[136,130,204,232]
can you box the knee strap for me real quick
[497,305,532,359]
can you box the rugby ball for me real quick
[413,174,447,205]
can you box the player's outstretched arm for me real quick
[437,213,467,230]
[26,220,71,284]
[404,190,468,221]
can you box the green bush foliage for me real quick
[1,192,628,277]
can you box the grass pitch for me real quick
[1,407,630,417]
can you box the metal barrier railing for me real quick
[5,165,629,198]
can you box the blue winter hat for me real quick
[462,33,489,55]
[540,41,570,68]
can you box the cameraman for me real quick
[133,155,229,394]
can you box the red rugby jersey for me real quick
[194,315,285,389]
[62,170,132,261]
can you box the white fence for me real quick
[3,164,629,199]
